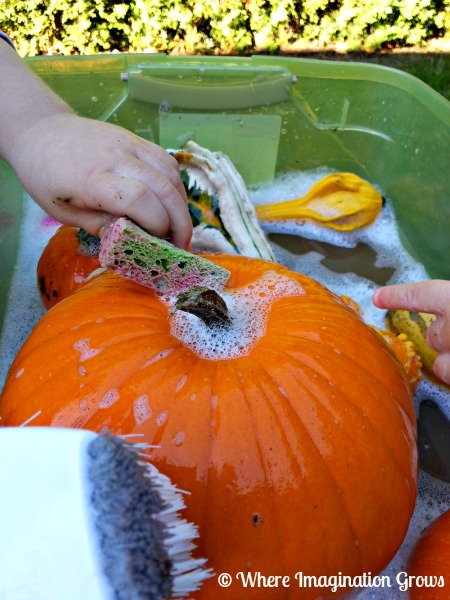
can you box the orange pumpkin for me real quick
[407,509,450,599]
[370,329,422,391]
[37,226,101,309]
[339,295,422,391]
[1,254,418,599]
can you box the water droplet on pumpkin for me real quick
[175,374,188,392]
[157,410,168,426]
[78,366,87,376]
[133,394,152,425]
[73,338,104,362]
[79,399,88,411]
[173,431,185,447]
[99,388,119,408]
[279,386,288,398]
[141,348,174,368]
[15,368,24,378]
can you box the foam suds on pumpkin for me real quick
[1,174,449,598]
[169,271,305,360]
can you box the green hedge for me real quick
[2,0,449,56]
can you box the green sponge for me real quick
[99,217,230,295]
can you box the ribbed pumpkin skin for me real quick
[1,254,417,599]
[407,509,450,599]
[37,225,100,309]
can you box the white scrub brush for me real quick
[0,427,212,600]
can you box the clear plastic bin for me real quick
[1,53,449,324]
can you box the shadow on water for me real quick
[268,233,396,286]
[418,399,450,483]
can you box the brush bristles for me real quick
[140,460,214,596]
[87,434,212,600]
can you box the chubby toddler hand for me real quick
[373,280,450,385]
[9,113,192,250]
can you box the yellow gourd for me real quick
[256,173,383,231]
[386,309,438,375]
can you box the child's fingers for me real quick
[426,316,450,353]
[372,280,450,315]
[107,157,192,248]
[85,171,192,248]
[36,197,107,236]
[136,143,187,205]
[433,352,450,385]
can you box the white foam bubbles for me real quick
[249,167,331,208]
[133,394,152,425]
[73,338,104,362]
[98,388,119,409]
[156,410,168,427]
[0,197,58,386]
[173,431,185,447]
[169,270,305,360]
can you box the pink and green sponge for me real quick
[99,217,230,295]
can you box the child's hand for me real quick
[373,280,450,384]
[0,41,191,249]
[10,112,192,250]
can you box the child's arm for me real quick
[0,40,192,249]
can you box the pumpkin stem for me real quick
[170,286,231,327]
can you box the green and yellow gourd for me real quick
[386,310,438,378]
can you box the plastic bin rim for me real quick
[26,52,450,123]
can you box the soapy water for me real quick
[0,170,449,597]
[250,170,450,599]
[249,168,429,330]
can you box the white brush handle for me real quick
[0,427,113,600]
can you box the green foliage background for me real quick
[1,0,449,56]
